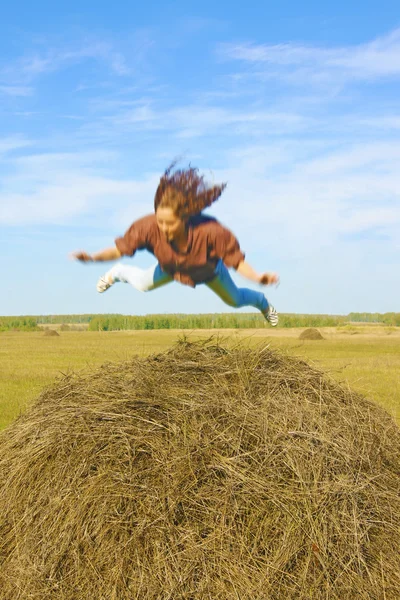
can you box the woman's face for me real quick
[156,206,186,243]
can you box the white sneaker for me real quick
[96,273,114,293]
[263,304,279,327]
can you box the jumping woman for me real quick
[72,164,279,326]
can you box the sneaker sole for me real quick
[264,305,279,327]
[96,276,112,293]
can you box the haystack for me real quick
[299,327,324,340]
[0,339,399,600]
[43,328,60,337]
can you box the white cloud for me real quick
[208,139,400,261]
[0,38,138,89]
[0,136,33,155]
[218,27,400,84]
[339,207,400,234]
[59,43,132,76]
[108,102,308,139]
[0,150,157,226]
[357,116,400,130]
[299,141,400,175]
[0,85,33,96]
[112,104,160,126]
[20,55,53,76]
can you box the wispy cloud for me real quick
[0,85,33,96]
[0,34,153,91]
[171,106,307,137]
[106,103,309,139]
[19,55,53,77]
[59,43,132,76]
[0,150,157,227]
[357,115,400,130]
[14,42,132,80]
[218,27,400,85]
[0,136,33,155]
[209,138,400,261]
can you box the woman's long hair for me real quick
[154,162,227,218]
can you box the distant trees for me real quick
[0,317,39,331]
[1,312,399,332]
[348,312,400,326]
[36,314,96,324]
[88,313,261,331]
[87,313,351,331]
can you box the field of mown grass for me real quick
[0,326,399,431]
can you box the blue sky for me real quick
[1,1,399,316]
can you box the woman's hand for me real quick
[236,261,280,286]
[70,246,122,263]
[259,272,280,286]
[70,251,93,262]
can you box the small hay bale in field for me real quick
[299,327,324,340]
[43,328,60,337]
[0,339,399,600]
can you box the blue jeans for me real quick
[108,260,269,313]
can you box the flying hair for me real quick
[154,162,227,218]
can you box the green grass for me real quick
[0,327,399,431]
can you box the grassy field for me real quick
[0,325,399,431]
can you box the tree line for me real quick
[1,312,399,332]
[87,313,346,331]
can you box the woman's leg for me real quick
[98,262,173,293]
[206,260,269,312]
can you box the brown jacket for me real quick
[115,213,245,287]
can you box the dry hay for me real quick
[0,339,399,600]
[299,327,324,340]
[43,328,60,337]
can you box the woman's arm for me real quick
[212,222,278,285]
[71,246,122,263]
[236,260,279,286]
